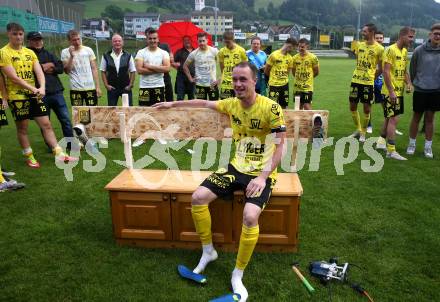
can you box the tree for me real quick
[146,6,159,13]
[101,5,124,20]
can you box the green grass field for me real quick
[1,58,439,301]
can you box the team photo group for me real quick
[0,16,440,301]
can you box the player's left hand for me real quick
[246,176,266,198]
[1,98,8,110]
[389,91,397,104]
[406,83,414,93]
[96,87,102,97]
[152,102,173,109]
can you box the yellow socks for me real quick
[22,147,38,164]
[361,113,371,134]
[236,224,259,270]
[192,204,218,274]
[52,145,67,158]
[387,140,396,153]
[0,168,5,183]
[351,111,361,132]
[191,204,212,245]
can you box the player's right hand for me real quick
[35,87,46,97]
[68,46,75,56]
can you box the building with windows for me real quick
[160,14,191,24]
[190,11,233,37]
[124,13,160,37]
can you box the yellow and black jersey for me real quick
[381,44,408,97]
[292,52,319,92]
[267,49,294,87]
[216,95,286,179]
[218,45,248,90]
[0,44,38,100]
[351,41,384,86]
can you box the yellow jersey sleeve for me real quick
[217,48,224,64]
[215,97,234,114]
[268,102,286,132]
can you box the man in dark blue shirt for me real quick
[27,31,73,146]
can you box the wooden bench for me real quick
[105,169,303,252]
[76,96,329,252]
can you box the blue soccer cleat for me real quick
[177,265,207,284]
[209,293,241,302]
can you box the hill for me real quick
[254,0,284,11]
[73,0,440,31]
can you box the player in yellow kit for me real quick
[292,38,319,110]
[349,23,384,142]
[265,38,297,109]
[153,62,286,302]
[377,27,415,160]
[0,23,76,168]
[218,31,248,99]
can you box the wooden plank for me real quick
[72,106,329,140]
[105,169,303,196]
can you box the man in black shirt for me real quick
[173,36,195,100]
[27,31,73,143]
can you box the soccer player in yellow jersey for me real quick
[292,38,319,110]
[265,38,297,109]
[377,27,415,160]
[349,23,384,142]
[218,31,248,99]
[153,62,286,302]
[0,22,76,168]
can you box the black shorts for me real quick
[195,85,219,101]
[8,96,48,121]
[413,91,440,113]
[220,87,235,99]
[349,83,374,104]
[374,84,384,103]
[295,91,313,104]
[0,109,8,127]
[70,90,98,106]
[201,164,276,209]
[383,95,404,118]
[0,108,8,126]
[139,87,165,106]
[268,84,289,109]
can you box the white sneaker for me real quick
[424,147,434,158]
[395,129,403,135]
[311,114,324,149]
[376,142,386,150]
[349,131,360,139]
[0,180,25,192]
[366,126,373,133]
[406,145,416,155]
[386,151,408,160]
[359,133,366,143]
